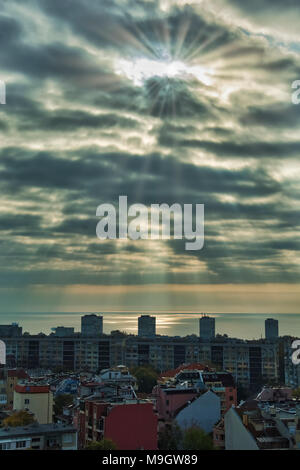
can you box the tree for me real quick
[2,410,35,428]
[130,365,159,393]
[85,439,117,450]
[182,426,214,450]
[158,423,183,450]
[53,394,73,416]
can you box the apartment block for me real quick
[1,335,280,389]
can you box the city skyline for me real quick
[1,312,299,340]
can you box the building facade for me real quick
[199,315,215,340]
[0,423,77,450]
[81,315,103,336]
[13,384,53,424]
[154,368,236,419]
[76,398,157,449]
[1,334,280,389]
[265,319,279,340]
[52,327,74,337]
[138,315,156,337]
[0,324,22,338]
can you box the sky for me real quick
[0,0,300,315]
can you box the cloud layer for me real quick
[0,0,299,300]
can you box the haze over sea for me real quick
[0,312,299,340]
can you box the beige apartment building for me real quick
[13,384,53,424]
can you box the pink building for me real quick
[153,385,199,422]
[154,368,237,421]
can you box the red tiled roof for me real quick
[15,384,50,394]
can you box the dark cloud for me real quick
[0,147,281,200]
[0,15,22,43]
[160,136,300,159]
[0,0,299,290]
[241,103,300,128]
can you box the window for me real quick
[24,399,30,404]
[62,434,73,444]
[16,441,27,448]
[0,442,11,450]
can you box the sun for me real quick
[115,57,214,87]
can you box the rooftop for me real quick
[0,423,76,439]
[15,384,50,394]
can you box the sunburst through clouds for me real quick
[0,0,299,315]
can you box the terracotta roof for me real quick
[15,384,50,394]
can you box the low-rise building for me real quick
[224,396,300,450]
[175,389,220,433]
[0,423,77,450]
[95,365,137,389]
[154,367,236,420]
[13,383,53,424]
[75,398,157,450]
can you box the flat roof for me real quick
[0,423,76,439]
